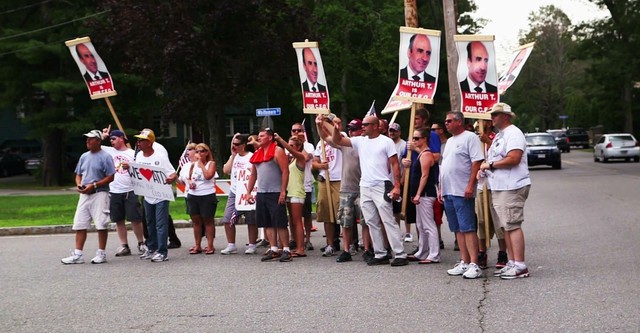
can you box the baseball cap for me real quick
[347,119,362,130]
[134,128,156,142]
[389,123,401,132]
[110,130,128,143]
[83,130,102,139]
[488,103,516,118]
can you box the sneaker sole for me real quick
[221,251,238,255]
[500,272,530,279]
[61,260,84,264]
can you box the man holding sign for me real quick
[131,129,177,262]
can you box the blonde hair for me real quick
[195,143,213,162]
[186,142,197,150]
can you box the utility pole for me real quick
[442,0,460,112]
[404,0,418,27]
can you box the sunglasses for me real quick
[445,119,455,124]
[291,129,304,133]
[412,136,423,141]
[361,122,374,127]
[196,150,207,153]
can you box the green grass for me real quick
[0,195,228,228]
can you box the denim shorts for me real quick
[443,195,477,233]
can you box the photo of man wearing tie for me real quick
[459,41,497,93]
[76,43,111,83]
[399,34,436,84]
[301,48,326,93]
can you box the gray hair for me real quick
[446,111,464,121]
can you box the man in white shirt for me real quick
[480,103,531,279]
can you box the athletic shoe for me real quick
[463,263,482,279]
[403,233,414,242]
[348,244,358,256]
[494,262,515,276]
[322,245,334,257]
[244,245,257,255]
[261,250,280,262]
[140,249,155,260]
[500,265,530,279]
[477,251,488,269]
[150,253,168,262]
[115,246,131,257]
[221,245,238,255]
[137,243,148,255]
[495,251,508,269]
[447,261,468,276]
[336,251,352,263]
[91,252,107,264]
[279,251,292,262]
[367,257,390,266]
[362,250,374,263]
[305,241,314,251]
[61,251,84,264]
[390,257,409,266]
[256,239,269,248]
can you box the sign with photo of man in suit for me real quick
[65,37,117,100]
[455,35,499,119]
[395,27,441,104]
[293,41,330,114]
[498,42,535,95]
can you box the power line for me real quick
[0,10,110,42]
[0,0,53,16]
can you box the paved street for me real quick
[1,151,639,332]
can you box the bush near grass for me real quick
[0,195,228,228]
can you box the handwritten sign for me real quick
[233,165,257,211]
[128,162,175,201]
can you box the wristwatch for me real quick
[93,182,98,189]
[489,161,495,171]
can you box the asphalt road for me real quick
[1,151,639,332]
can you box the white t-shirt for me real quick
[229,152,253,193]
[440,130,484,197]
[183,161,215,196]
[135,151,176,204]
[101,146,135,194]
[350,135,396,187]
[314,140,342,181]
[486,125,531,190]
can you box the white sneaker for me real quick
[403,233,414,242]
[137,243,148,254]
[91,251,107,264]
[463,263,482,279]
[61,251,84,264]
[447,261,468,276]
[322,245,334,257]
[221,245,238,255]
[115,246,131,257]
[500,265,530,279]
[494,262,515,277]
[150,253,168,262]
[244,245,257,255]
[140,249,154,260]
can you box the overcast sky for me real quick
[471,0,610,68]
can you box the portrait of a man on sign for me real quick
[498,44,534,95]
[396,28,441,103]
[455,38,499,115]
[294,45,330,113]
[67,40,116,99]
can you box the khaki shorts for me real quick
[73,192,111,230]
[316,180,341,223]
[490,185,530,231]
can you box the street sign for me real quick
[256,107,281,117]
[559,115,569,119]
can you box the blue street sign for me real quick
[256,107,281,117]
[559,115,569,119]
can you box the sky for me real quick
[471,0,610,67]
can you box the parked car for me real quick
[546,129,570,152]
[525,133,561,169]
[565,128,590,149]
[24,155,43,174]
[593,133,640,163]
[0,152,27,177]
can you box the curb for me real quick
[0,219,194,237]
